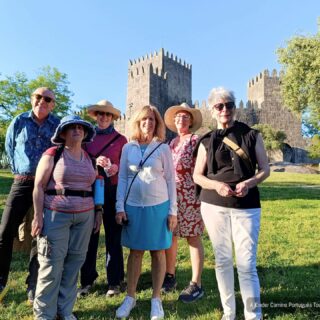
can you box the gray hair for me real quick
[208,87,235,108]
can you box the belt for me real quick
[45,189,93,197]
[14,175,35,181]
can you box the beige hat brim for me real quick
[164,104,202,133]
[87,104,121,120]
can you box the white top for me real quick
[116,140,177,216]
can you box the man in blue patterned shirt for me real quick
[0,87,60,302]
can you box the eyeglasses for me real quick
[175,115,191,120]
[213,102,235,111]
[97,111,113,117]
[33,94,54,103]
[65,124,84,131]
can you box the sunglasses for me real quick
[175,114,191,120]
[33,94,54,103]
[97,111,113,117]
[213,102,235,111]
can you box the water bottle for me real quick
[94,175,104,206]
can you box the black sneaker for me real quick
[178,281,204,303]
[77,284,92,298]
[161,273,177,293]
[27,287,35,305]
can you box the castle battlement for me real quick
[248,69,282,87]
[128,48,191,71]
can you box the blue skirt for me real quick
[121,200,172,250]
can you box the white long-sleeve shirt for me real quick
[116,140,177,216]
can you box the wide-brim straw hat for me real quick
[87,100,121,120]
[51,115,96,145]
[164,102,202,133]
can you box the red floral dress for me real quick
[170,134,204,237]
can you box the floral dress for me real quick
[170,134,204,237]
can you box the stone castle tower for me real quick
[245,69,305,149]
[115,49,307,161]
[115,48,192,134]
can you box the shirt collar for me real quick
[28,110,59,125]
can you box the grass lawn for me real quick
[0,170,319,319]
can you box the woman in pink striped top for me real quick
[31,115,100,320]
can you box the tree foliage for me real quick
[277,20,320,133]
[308,134,320,159]
[0,66,74,166]
[0,66,73,123]
[253,124,286,151]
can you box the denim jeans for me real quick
[0,178,37,288]
[33,208,94,319]
[80,184,124,287]
[201,202,262,320]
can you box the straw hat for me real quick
[51,115,95,145]
[87,100,121,120]
[164,102,202,133]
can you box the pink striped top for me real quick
[44,147,96,213]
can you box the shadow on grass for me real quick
[2,264,320,319]
[259,185,320,201]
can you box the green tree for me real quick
[0,66,74,166]
[0,66,73,122]
[253,124,286,151]
[277,20,320,134]
[308,134,320,159]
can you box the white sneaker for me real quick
[116,295,136,318]
[221,315,235,320]
[150,298,164,320]
[106,285,121,297]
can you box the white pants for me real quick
[201,202,262,320]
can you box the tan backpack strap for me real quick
[222,137,250,162]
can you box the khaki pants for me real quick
[33,208,94,320]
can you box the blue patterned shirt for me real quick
[5,111,60,175]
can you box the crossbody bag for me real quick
[124,142,163,205]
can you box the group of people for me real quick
[0,85,270,320]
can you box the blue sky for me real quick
[0,1,318,114]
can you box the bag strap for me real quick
[91,133,121,159]
[222,136,254,172]
[49,145,65,182]
[124,142,163,204]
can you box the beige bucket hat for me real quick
[164,102,202,133]
[87,100,121,120]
